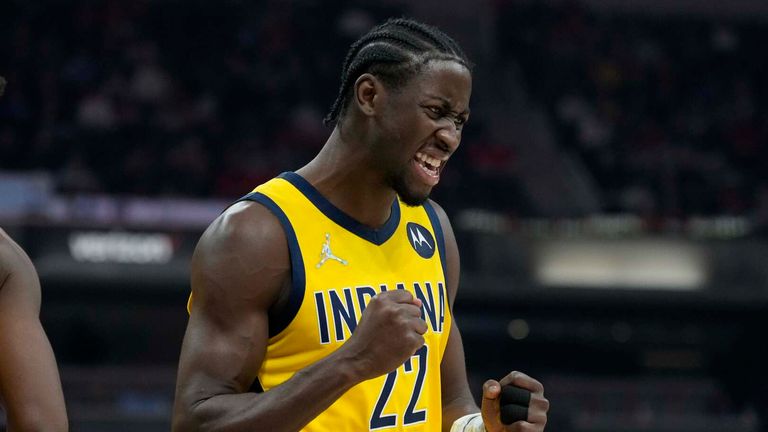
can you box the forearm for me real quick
[442,394,479,432]
[440,320,480,431]
[175,349,363,432]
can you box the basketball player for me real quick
[173,18,548,431]
[0,229,68,431]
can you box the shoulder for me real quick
[198,200,287,256]
[0,229,35,283]
[425,200,451,231]
[425,200,461,302]
[0,230,12,284]
[190,199,290,311]
[425,199,457,252]
[0,229,41,309]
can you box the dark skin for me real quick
[0,229,68,432]
[172,59,548,431]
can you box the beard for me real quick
[387,165,431,207]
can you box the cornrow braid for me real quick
[323,17,472,127]
[396,18,453,52]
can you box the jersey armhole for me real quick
[237,192,306,338]
[422,201,447,280]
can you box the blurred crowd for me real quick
[496,1,768,218]
[2,1,768,220]
[0,1,402,197]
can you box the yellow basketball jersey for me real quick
[245,172,453,431]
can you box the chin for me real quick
[391,174,431,207]
[398,191,430,207]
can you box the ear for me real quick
[353,73,384,117]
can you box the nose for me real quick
[435,122,460,153]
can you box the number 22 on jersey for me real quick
[370,345,429,430]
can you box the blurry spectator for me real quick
[1,0,766,220]
[494,1,768,218]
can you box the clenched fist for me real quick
[339,289,427,380]
[481,371,549,431]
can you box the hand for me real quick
[340,290,427,380]
[481,371,549,431]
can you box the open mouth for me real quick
[413,151,443,185]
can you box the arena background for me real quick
[2,0,768,431]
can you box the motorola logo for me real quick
[406,222,435,259]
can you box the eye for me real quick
[426,106,443,117]
[453,115,469,130]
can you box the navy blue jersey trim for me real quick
[422,201,447,278]
[278,172,400,246]
[237,192,305,338]
[248,378,265,393]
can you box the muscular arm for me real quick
[172,202,363,432]
[172,202,426,432]
[0,230,68,432]
[432,201,480,431]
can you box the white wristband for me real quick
[450,413,486,432]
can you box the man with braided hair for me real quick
[173,18,549,432]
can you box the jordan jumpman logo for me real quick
[316,233,348,268]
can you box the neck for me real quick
[297,126,397,228]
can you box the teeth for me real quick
[416,152,441,168]
[418,162,438,177]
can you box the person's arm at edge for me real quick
[434,201,550,431]
[172,202,370,432]
[0,230,68,432]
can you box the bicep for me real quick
[178,294,269,400]
[174,203,289,410]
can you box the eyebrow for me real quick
[424,93,471,116]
